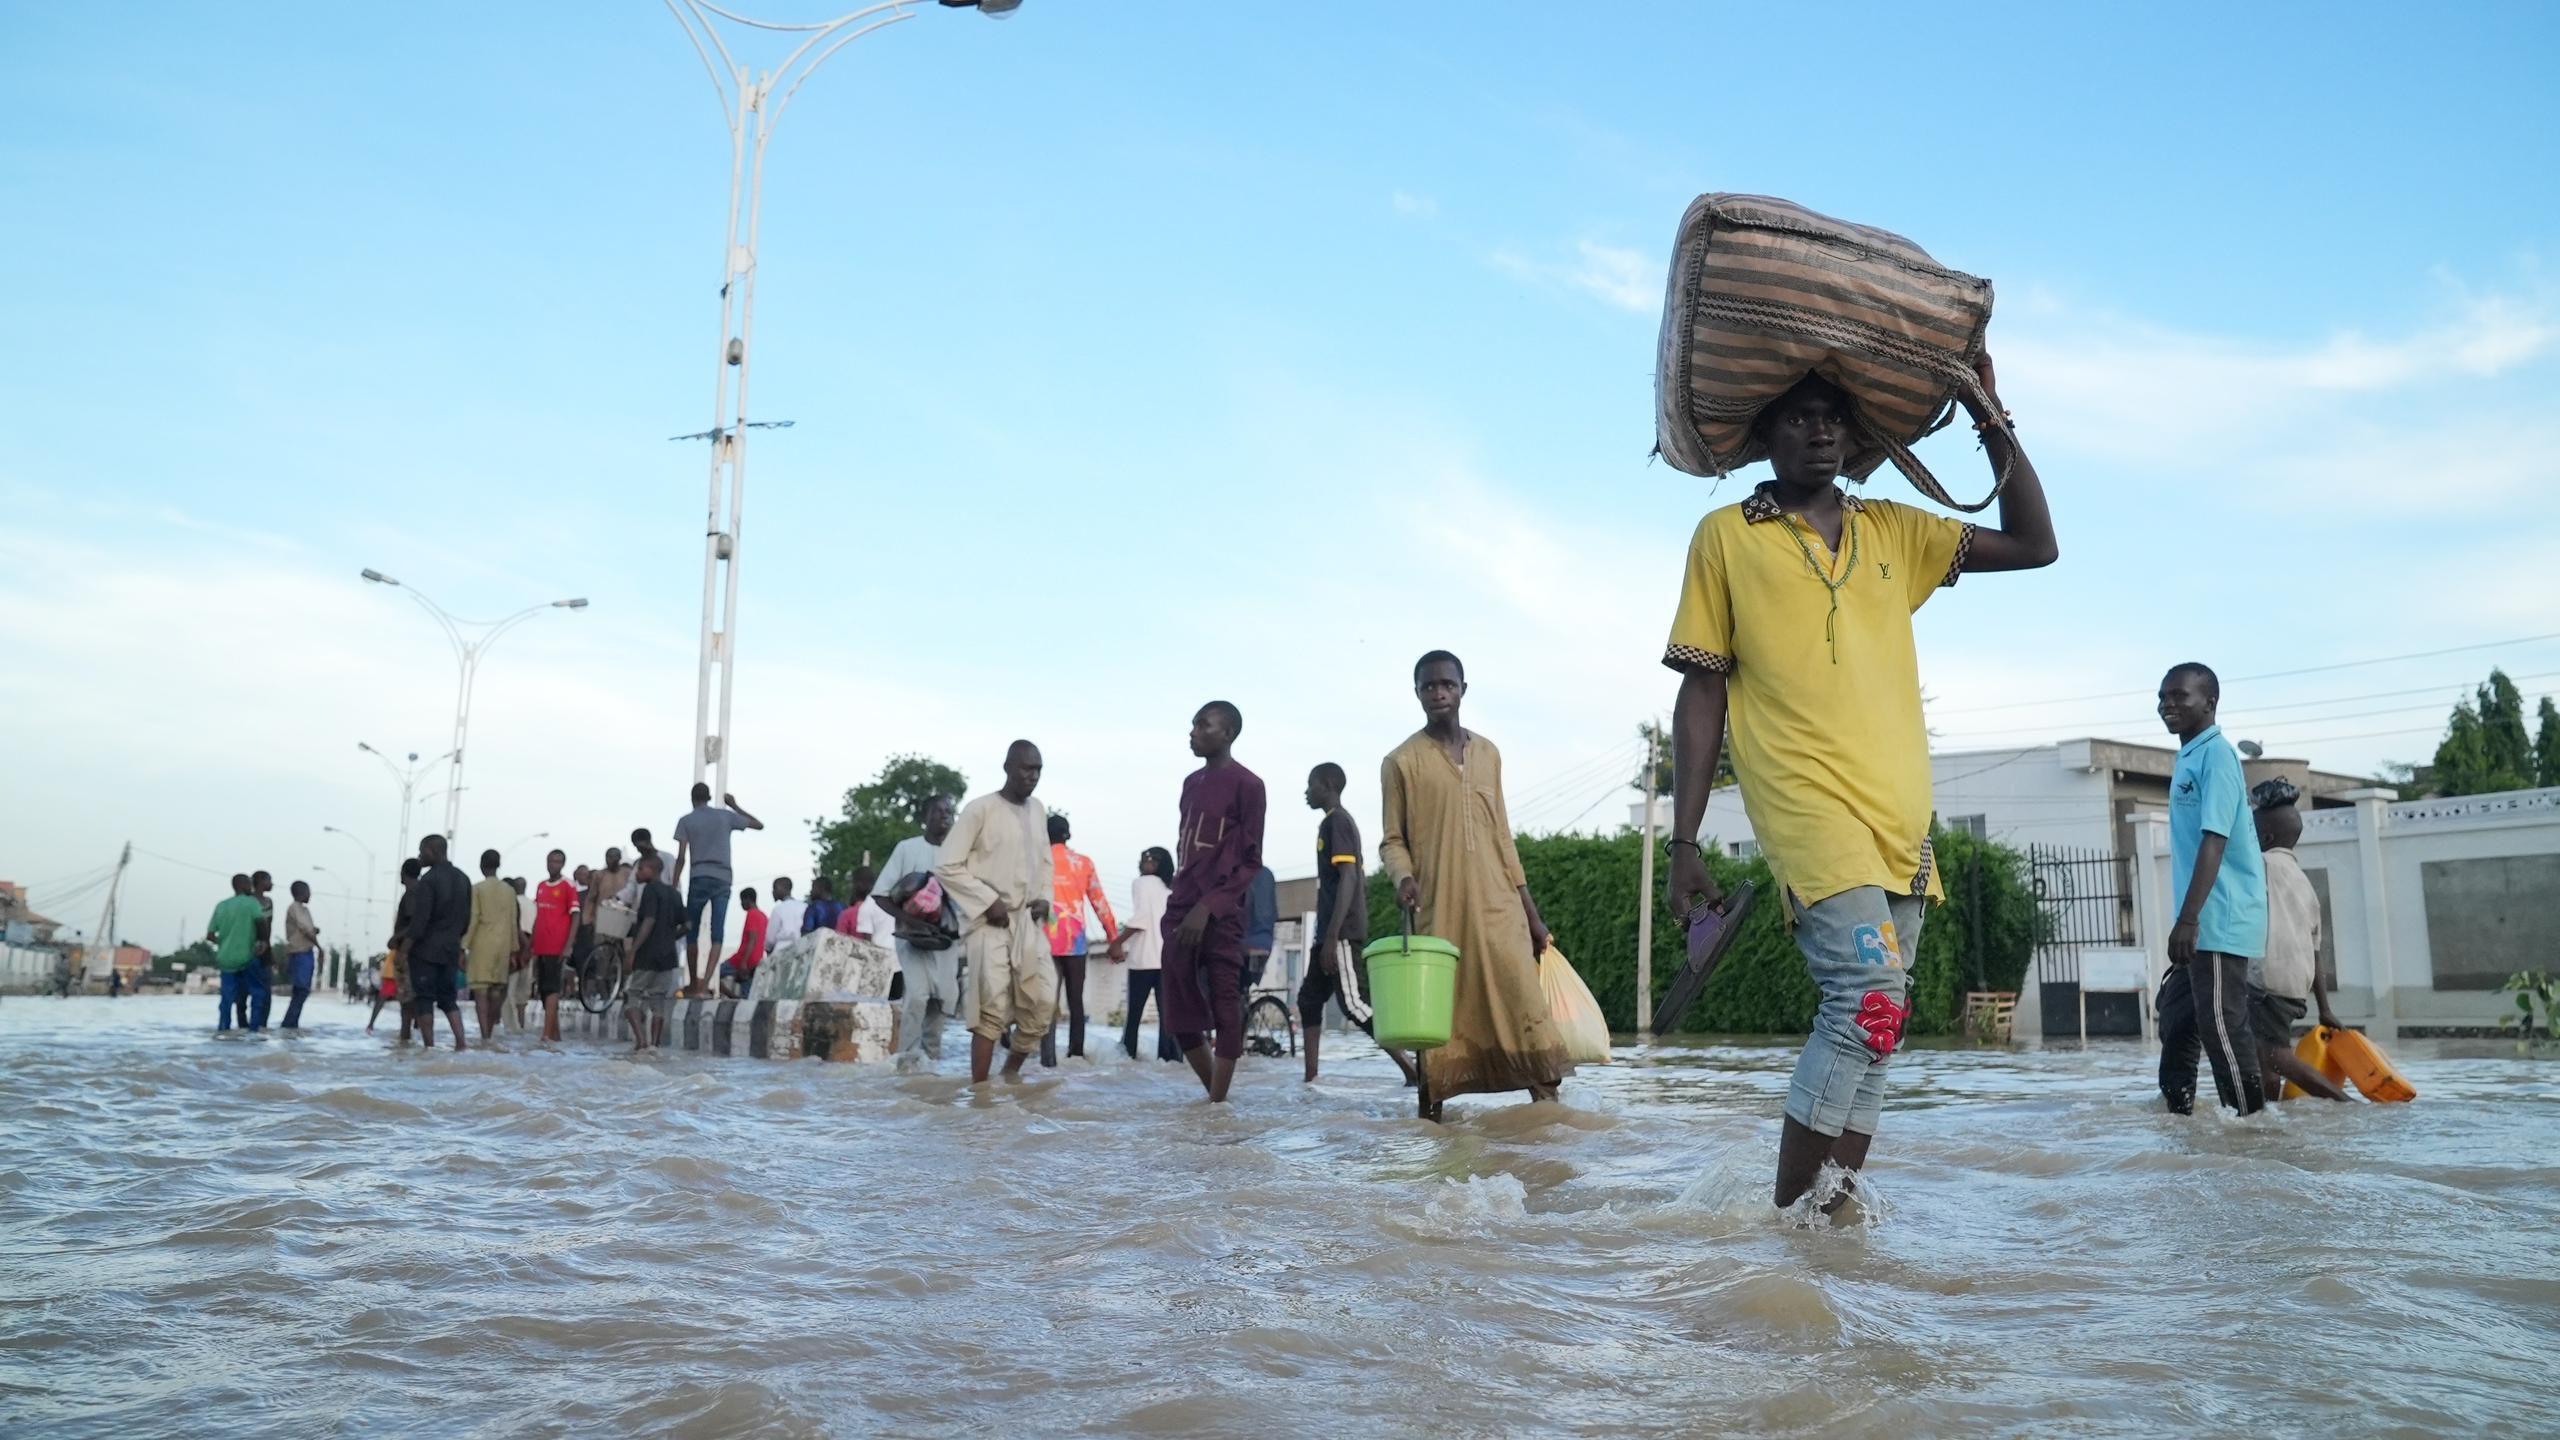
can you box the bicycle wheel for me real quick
[579,942,624,1015]
[1244,994,1294,1058]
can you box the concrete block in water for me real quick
[559,995,896,1061]
[751,932,896,1003]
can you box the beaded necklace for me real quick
[1777,505,1859,665]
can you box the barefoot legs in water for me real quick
[1774,1115,1871,1212]
[969,1033,1033,1084]
[1181,1043,1237,1102]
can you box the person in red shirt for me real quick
[531,850,581,1042]
[722,887,770,998]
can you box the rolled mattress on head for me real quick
[1653,193,2022,511]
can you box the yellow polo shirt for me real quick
[1662,484,1973,909]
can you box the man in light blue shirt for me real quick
[2155,661,2268,1115]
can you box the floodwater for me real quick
[4,998,2556,1439]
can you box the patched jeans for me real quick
[1785,886,1926,1139]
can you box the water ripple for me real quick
[3,997,2556,1438]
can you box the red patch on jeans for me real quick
[1854,991,1908,1057]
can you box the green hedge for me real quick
[1364,826,2041,1036]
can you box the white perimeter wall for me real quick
[2136,786,2560,1035]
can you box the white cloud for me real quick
[1490,238,1661,315]
[1991,281,2559,515]
[1390,189,1438,219]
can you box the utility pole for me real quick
[87,842,130,993]
[1636,722,1659,1044]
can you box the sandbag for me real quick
[1653,193,2020,511]
[1538,944,1612,1065]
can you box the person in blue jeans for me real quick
[279,879,322,1029]
[2155,662,2269,1115]
[1661,361,2059,1213]
[672,784,763,997]
[205,875,266,1032]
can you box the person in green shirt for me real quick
[206,874,266,1034]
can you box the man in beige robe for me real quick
[1380,650,1571,1120]
[936,740,1057,1083]
[464,848,518,1043]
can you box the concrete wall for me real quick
[2137,785,2560,1036]
[2,942,60,989]
[1933,742,2118,856]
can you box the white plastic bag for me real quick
[1539,944,1611,1064]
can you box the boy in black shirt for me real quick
[1299,763,1418,1087]
[625,853,687,1052]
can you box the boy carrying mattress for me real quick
[1662,355,2056,1215]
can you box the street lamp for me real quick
[662,0,1023,798]
[309,865,351,975]
[321,825,379,942]
[360,569,587,845]
[356,742,452,871]
[504,832,551,866]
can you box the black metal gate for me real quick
[2029,844,2139,1038]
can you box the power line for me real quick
[1934,748,2042,785]
[2241,722,2450,749]
[18,861,116,897]
[1509,739,1646,815]
[1933,670,2560,743]
[1555,783,1631,834]
[134,847,232,878]
[1931,631,2560,718]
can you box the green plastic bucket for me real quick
[1363,933,1460,1050]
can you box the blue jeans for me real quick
[245,958,274,1029]
[1784,886,1925,1138]
[282,951,317,1029]
[685,874,732,949]
[217,964,273,1030]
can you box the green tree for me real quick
[2430,670,2536,797]
[2534,695,2560,789]
[1635,718,1734,796]
[154,940,213,977]
[810,754,968,882]
[2481,670,2534,785]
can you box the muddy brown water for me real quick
[3,996,2555,1437]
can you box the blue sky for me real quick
[4,1,2555,954]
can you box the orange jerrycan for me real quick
[2281,1026,2349,1100]
[2323,1027,2416,1103]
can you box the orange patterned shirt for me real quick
[1045,843,1118,957]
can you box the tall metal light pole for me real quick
[321,825,379,941]
[359,570,587,845]
[663,0,1023,797]
[308,864,354,984]
[356,742,451,871]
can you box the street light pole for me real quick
[360,570,587,846]
[661,0,1022,797]
[356,742,451,871]
[321,825,379,941]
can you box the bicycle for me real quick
[573,900,633,1015]
[1238,951,1297,1058]
[1244,991,1296,1058]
